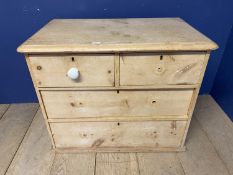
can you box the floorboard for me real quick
[95,153,140,175]
[0,95,232,175]
[177,117,230,175]
[6,109,55,175]
[0,103,38,175]
[50,153,95,175]
[137,153,185,175]
[194,95,233,175]
[0,104,9,120]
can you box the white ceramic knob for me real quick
[67,68,79,80]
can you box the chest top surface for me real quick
[17,18,218,53]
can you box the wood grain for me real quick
[195,95,233,175]
[17,18,217,53]
[50,121,187,149]
[0,104,9,119]
[137,153,185,175]
[50,153,95,175]
[18,18,217,152]
[177,118,230,175]
[25,55,56,148]
[95,153,139,175]
[0,104,38,175]
[28,54,115,87]
[180,52,210,147]
[120,53,206,86]
[41,90,193,119]
[6,109,55,175]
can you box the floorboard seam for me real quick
[194,116,231,175]
[48,151,56,175]
[175,153,186,175]
[4,106,40,175]
[0,104,11,121]
[135,153,141,175]
[205,96,233,128]
[94,152,97,175]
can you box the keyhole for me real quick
[117,90,119,94]
[117,122,120,126]
[71,57,75,61]
[160,55,163,60]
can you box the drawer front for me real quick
[41,90,193,119]
[28,54,115,87]
[50,120,187,148]
[120,53,206,86]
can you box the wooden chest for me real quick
[18,18,217,152]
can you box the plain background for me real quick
[0,0,232,119]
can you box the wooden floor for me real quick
[0,95,232,175]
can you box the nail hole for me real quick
[160,55,163,60]
[71,57,75,61]
[157,67,163,72]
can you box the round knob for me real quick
[67,68,79,80]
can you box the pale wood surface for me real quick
[137,153,185,175]
[50,153,95,175]
[17,18,217,53]
[180,52,210,147]
[25,55,56,148]
[195,95,233,175]
[0,104,38,175]
[120,53,205,86]
[177,118,230,175]
[47,115,188,123]
[0,104,9,119]
[95,153,140,175]
[19,18,215,152]
[42,90,193,118]
[6,109,55,175]
[50,121,187,149]
[28,54,115,87]
[1,95,232,175]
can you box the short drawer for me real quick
[41,90,193,119]
[50,120,187,148]
[120,53,206,86]
[28,54,115,87]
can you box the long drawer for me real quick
[28,54,115,87]
[50,120,187,148]
[41,90,193,119]
[120,53,205,86]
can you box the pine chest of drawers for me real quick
[18,18,217,152]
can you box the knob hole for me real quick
[37,66,42,70]
[152,100,156,104]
